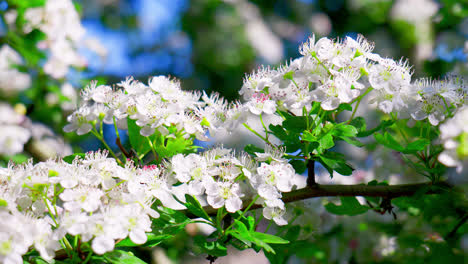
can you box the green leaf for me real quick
[318,133,334,150]
[250,232,289,244]
[325,197,369,216]
[0,199,7,207]
[290,160,306,174]
[116,234,172,247]
[339,136,364,147]
[127,118,152,156]
[269,124,289,141]
[333,124,358,137]
[184,194,212,221]
[194,236,228,257]
[244,144,264,156]
[350,117,366,133]
[62,153,85,164]
[402,139,430,154]
[318,153,354,176]
[6,154,29,164]
[283,71,294,80]
[103,250,146,264]
[357,120,394,137]
[7,0,46,8]
[336,103,352,112]
[301,131,317,142]
[229,220,288,254]
[374,132,404,151]
[283,116,308,132]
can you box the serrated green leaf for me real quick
[325,197,369,216]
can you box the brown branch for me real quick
[306,160,316,187]
[116,137,131,159]
[195,181,452,217]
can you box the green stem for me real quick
[82,251,93,264]
[259,114,269,140]
[264,220,273,233]
[311,53,332,75]
[226,195,260,231]
[243,123,269,143]
[147,137,159,163]
[90,129,123,165]
[347,89,370,123]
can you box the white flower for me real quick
[311,75,360,111]
[60,186,104,212]
[368,58,412,94]
[256,162,297,192]
[205,181,243,213]
[240,67,276,100]
[246,93,277,115]
[63,107,96,135]
[263,205,288,226]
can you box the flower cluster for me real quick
[238,35,467,125]
[438,107,468,172]
[167,147,305,225]
[64,76,245,139]
[0,45,31,95]
[0,146,306,262]
[0,104,31,156]
[5,0,106,79]
[0,151,165,262]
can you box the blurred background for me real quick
[76,0,467,101]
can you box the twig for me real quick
[445,213,468,240]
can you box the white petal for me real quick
[130,229,147,245]
[92,236,115,255]
[225,197,242,213]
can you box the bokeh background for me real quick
[76,0,467,100]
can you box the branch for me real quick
[195,181,452,217]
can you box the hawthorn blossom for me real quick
[246,93,277,115]
[205,180,243,213]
